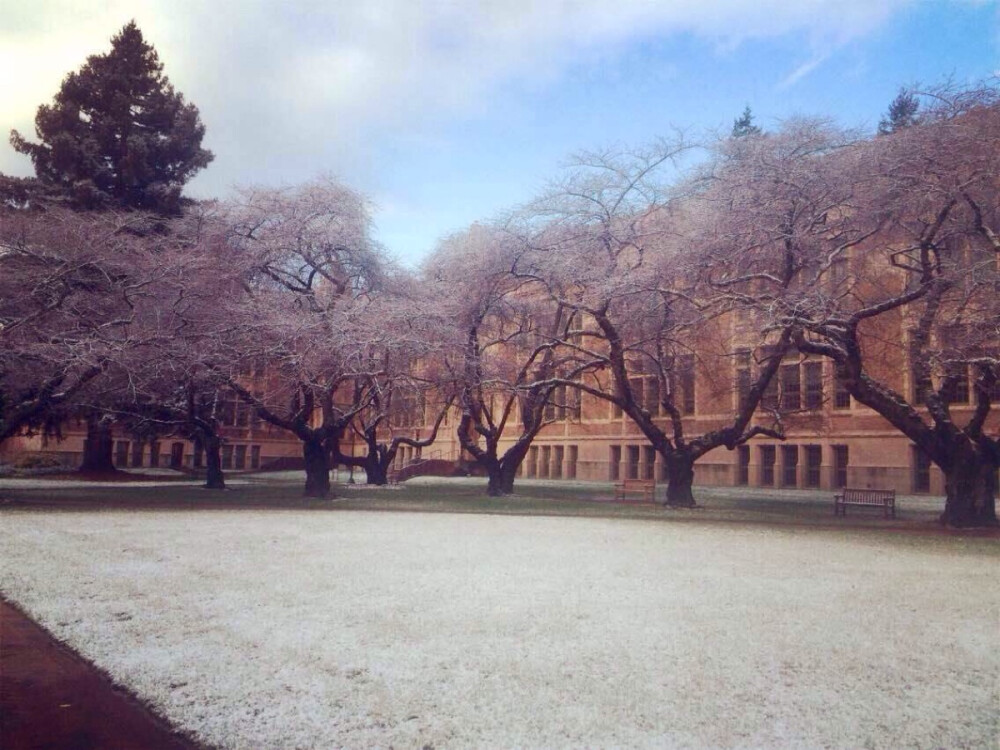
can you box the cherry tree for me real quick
[700,86,1000,526]
[331,286,454,485]
[511,140,794,506]
[0,205,175,459]
[103,219,252,489]
[800,93,1000,527]
[219,179,387,497]
[423,224,583,496]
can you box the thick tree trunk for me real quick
[80,415,115,473]
[365,457,389,486]
[203,435,225,490]
[486,460,519,496]
[663,452,696,507]
[303,437,332,498]
[940,452,998,527]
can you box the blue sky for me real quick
[2,1,997,265]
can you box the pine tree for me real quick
[731,105,762,138]
[877,88,920,135]
[10,21,213,214]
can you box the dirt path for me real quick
[0,599,201,750]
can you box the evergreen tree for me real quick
[10,21,213,214]
[731,105,762,138]
[877,88,920,135]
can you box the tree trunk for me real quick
[303,437,332,498]
[80,415,115,473]
[365,457,389,486]
[940,450,998,527]
[663,452,696,507]
[203,434,225,490]
[486,460,518,496]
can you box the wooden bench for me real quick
[833,488,896,518]
[614,478,656,503]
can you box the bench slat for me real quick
[833,488,896,519]
[614,479,656,503]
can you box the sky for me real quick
[2,1,998,266]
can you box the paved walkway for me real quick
[0,599,199,750]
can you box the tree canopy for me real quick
[9,21,213,214]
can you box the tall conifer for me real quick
[10,21,213,214]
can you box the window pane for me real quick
[804,362,823,409]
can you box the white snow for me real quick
[1,510,997,749]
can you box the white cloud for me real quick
[1,0,915,190]
[778,53,831,90]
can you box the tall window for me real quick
[566,376,582,421]
[609,446,621,481]
[544,389,558,422]
[760,445,776,486]
[735,350,752,410]
[552,446,564,479]
[737,445,750,486]
[115,440,129,468]
[805,445,822,488]
[804,362,823,410]
[626,445,640,480]
[644,377,660,417]
[832,445,849,489]
[780,364,801,411]
[913,446,931,492]
[539,446,551,479]
[629,378,644,417]
[219,396,237,426]
[941,362,970,405]
[834,374,851,409]
[643,445,656,481]
[567,445,578,479]
[781,445,798,487]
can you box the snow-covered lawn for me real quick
[1,510,996,749]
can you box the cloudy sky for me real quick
[2,1,998,264]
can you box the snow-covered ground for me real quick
[1,510,996,749]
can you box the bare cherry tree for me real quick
[512,141,791,506]
[68,203,247,486]
[424,224,583,495]
[219,178,387,497]
[331,285,455,485]
[0,205,182,460]
[702,86,1000,526]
